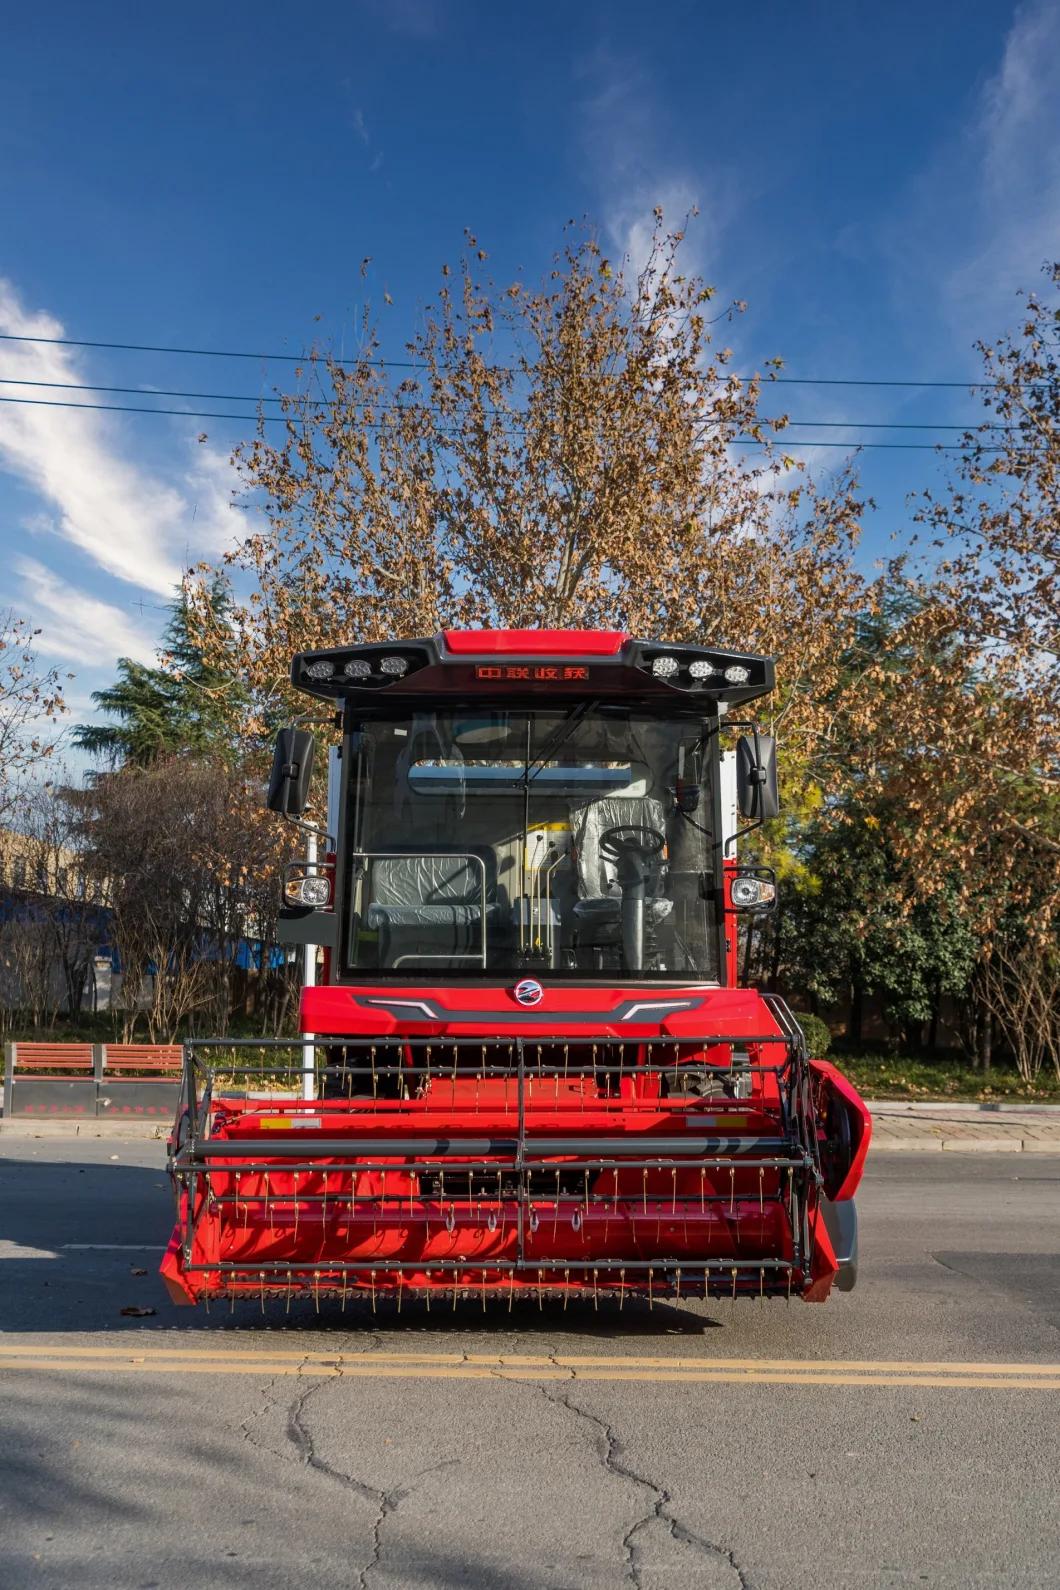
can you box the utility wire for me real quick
[0,391,1010,449]
[0,375,1011,430]
[0,328,1035,390]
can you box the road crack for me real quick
[286,1368,458,1588]
[539,1382,749,1589]
[240,1353,312,1462]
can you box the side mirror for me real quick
[267,728,315,816]
[736,732,780,821]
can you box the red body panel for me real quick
[442,628,628,656]
[301,982,782,1043]
[810,1058,873,1201]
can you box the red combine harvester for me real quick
[162,630,870,1309]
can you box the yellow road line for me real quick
[0,1347,1058,1390]
[0,1344,1057,1376]
[0,1361,1058,1389]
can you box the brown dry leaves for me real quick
[188,217,866,804]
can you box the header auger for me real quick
[162,629,870,1310]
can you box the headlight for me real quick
[344,658,372,679]
[730,875,776,909]
[285,874,332,908]
[688,659,719,680]
[304,659,335,680]
[651,655,680,678]
[724,664,751,684]
[379,655,409,677]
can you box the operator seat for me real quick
[362,847,507,968]
[568,797,674,962]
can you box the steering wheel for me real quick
[598,824,665,860]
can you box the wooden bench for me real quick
[12,1043,94,1075]
[103,1045,183,1077]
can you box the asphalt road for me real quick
[1,1142,1058,1590]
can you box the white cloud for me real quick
[0,278,239,594]
[605,179,705,283]
[892,1,1060,348]
[15,557,159,667]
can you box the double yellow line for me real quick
[1,1345,1058,1389]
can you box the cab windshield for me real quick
[343,706,717,979]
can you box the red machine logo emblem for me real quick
[513,978,544,1007]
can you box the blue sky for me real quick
[1,0,1058,738]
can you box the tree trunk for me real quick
[849,982,864,1046]
[927,992,940,1052]
[978,1005,993,1075]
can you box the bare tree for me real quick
[73,757,292,1041]
[0,612,68,825]
[979,934,1060,1084]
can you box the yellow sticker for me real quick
[258,1116,322,1130]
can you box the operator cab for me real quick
[271,631,779,986]
[344,706,709,977]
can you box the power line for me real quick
[0,328,1032,390]
[0,376,290,404]
[0,375,1008,430]
[0,391,1010,449]
[0,330,420,370]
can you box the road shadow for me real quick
[0,1371,562,1590]
[0,1157,725,1337]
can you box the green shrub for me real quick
[794,1012,832,1057]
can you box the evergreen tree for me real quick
[74,581,244,767]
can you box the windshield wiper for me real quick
[523,699,600,784]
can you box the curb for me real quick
[0,1119,169,1140]
[871,1136,1060,1154]
[867,1100,1060,1117]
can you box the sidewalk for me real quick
[869,1099,1060,1153]
[2,1104,1060,1152]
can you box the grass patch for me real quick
[830,1050,1060,1103]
